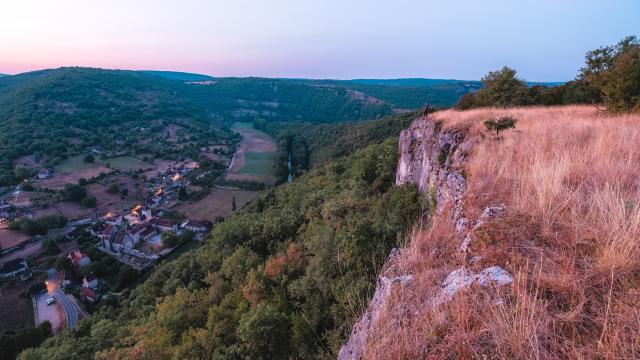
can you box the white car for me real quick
[46,297,56,306]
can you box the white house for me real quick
[82,273,98,289]
[181,220,213,233]
[37,169,51,179]
[110,232,137,253]
[68,249,91,267]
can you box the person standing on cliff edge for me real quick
[423,104,430,117]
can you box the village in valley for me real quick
[0,122,276,334]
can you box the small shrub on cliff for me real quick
[484,116,517,136]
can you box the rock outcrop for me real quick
[338,116,512,360]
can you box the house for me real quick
[98,210,123,225]
[59,270,73,287]
[0,258,31,279]
[82,273,98,289]
[140,225,157,241]
[181,219,213,233]
[129,223,148,242]
[100,224,117,241]
[37,169,51,179]
[153,218,177,232]
[79,287,97,303]
[68,249,91,267]
[111,232,137,253]
[100,225,125,252]
[125,206,152,225]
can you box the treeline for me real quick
[0,322,52,360]
[457,36,640,112]
[256,112,418,183]
[19,139,422,359]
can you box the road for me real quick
[46,268,79,328]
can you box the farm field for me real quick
[176,188,257,222]
[38,156,111,190]
[103,156,152,172]
[0,277,38,331]
[0,229,30,249]
[226,122,277,183]
[54,155,101,173]
[236,152,276,177]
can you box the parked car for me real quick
[46,297,56,306]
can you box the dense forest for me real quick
[18,138,422,360]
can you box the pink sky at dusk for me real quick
[1,0,639,81]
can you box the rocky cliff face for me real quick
[338,115,512,360]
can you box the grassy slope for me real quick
[367,106,640,359]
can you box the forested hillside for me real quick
[19,139,422,360]
[0,68,231,186]
[138,70,216,82]
[0,68,403,187]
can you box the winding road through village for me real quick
[46,268,81,328]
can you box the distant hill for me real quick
[138,70,215,82]
[346,78,478,87]
[0,67,233,186]
[286,78,483,109]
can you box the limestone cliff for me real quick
[338,115,512,360]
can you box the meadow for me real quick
[367,105,640,359]
[102,156,152,172]
[226,122,277,183]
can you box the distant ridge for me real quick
[346,78,564,87]
[139,70,215,82]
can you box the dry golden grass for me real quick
[366,105,640,359]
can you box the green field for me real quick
[54,155,102,172]
[103,156,152,172]
[232,122,254,130]
[237,152,275,176]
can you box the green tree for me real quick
[43,239,60,255]
[21,181,34,192]
[106,183,119,194]
[14,166,35,180]
[81,196,97,208]
[63,184,87,202]
[484,116,518,136]
[237,304,291,360]
[232,196,237,212]
[161,232,179,248]
[179,187,188,200]
[474,66,530,107]
[581,35,640,112]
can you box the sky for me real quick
[1,0,638,81]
